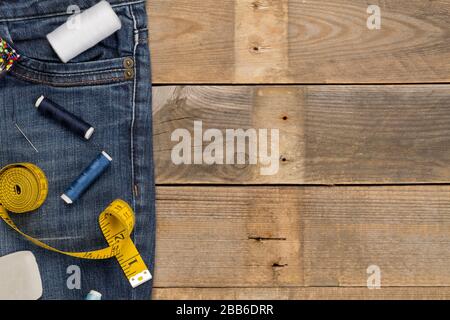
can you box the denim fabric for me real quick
[0,0,155,300]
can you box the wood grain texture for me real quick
[154,85,450,184]
[148,0,450,83]
[153,287,450,300]
[148,0,450,301]
[148,0,235,83]
[154,186,450,288]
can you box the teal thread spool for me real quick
[85,290,102,300]
[61,151,112,204]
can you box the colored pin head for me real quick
[0,38,20,73]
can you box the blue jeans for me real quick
[0,0,155,300]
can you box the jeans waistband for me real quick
[0,0,146,21]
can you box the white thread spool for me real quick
[47,0,122,63]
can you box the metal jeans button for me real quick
[124,69,134,79]
[123,57,134,68]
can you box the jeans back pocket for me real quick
[0,4,136,87]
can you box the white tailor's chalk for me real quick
[0,251,43,300]
[47,0,122,63]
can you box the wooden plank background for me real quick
[154,85,450,184]
[149,0,450,84]
[147,0,450,300]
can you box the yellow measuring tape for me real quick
[0,163,151,288]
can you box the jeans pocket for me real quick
[1,5,136,87]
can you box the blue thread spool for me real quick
[35,96,95,140]
[61,151,112,204]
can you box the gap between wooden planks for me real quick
[153,287,450,300]
[154,85,450,184]
[148,0,450,84]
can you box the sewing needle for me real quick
[15,123,39,153]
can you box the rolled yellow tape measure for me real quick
[0,163,151,288]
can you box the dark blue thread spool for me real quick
[35,96,95,140]
[61,151,112,204]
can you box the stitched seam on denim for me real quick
[10,70,128,86]
[0,0,146,22]
[14,64,126,77]
[130,4,139,301]
[138,29,148,44]
[13,73,126,86]
[130,7,138,212]
[13,56,133,76]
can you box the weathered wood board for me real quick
[154,85,450,184]
[148,0,450,84]
[154,186,450,289]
